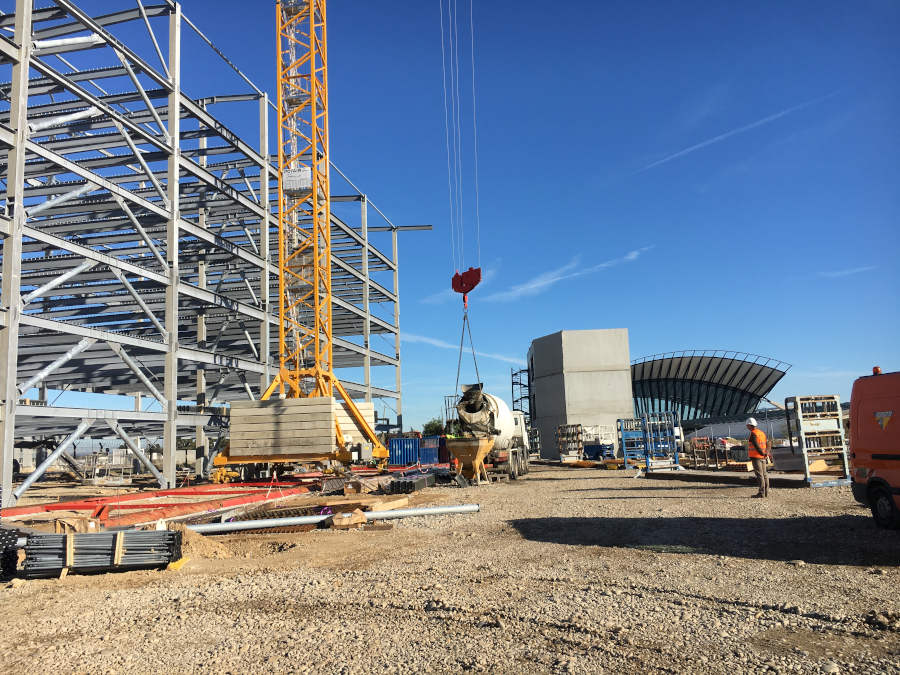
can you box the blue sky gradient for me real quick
[53,1,899,430]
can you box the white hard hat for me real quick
[746,417,758,427]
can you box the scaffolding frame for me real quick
[0,1,406,506]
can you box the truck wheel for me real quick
[509,453,519,480]
[869,486,900,529]
[522,454,530,474]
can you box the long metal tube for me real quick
[22,259,98,305]
[106,341,166,404]
[104,419,167,489]
[187,503,480,535]
[17,337,97,394]
[26,182,94,216]
[12,419,93,501]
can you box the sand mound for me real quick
[170,524,234,560]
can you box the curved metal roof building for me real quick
[631,351,790,421]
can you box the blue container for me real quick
[389,437,419,465]
[419,436,440,465]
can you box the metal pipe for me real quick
[12,419,93,501]
[109,267,169,339]
[26,182,94,216]
[113,121,169,207]
[186,503,480,535]
[113,194,167,269]
[32,35,104,52]
[28,105,101,133]
[135,0,170,80]
[361,504,480,520]
[104,419,167,488]
[114,50,170,144]
[16,337,97,394]
[106,341,166,404]
[22,259,98,305]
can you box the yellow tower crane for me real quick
[261,0,387,462]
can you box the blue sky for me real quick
[50,1,900,431]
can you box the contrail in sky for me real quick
[638,91,840,172]
[402,333,525,366]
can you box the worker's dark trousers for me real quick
[752,458,769,497]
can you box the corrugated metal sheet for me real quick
[388,438,419,465]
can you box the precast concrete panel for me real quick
[532,374,566,417]
[528,332,564,379]
[560,329,630,373]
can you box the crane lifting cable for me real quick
[440,0,484,394]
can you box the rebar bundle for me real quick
[23,531,182,579]
[0,527,19,577]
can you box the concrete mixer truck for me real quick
[451,384,530,480]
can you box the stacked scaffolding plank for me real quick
[0,1,404,507]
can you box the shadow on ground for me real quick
[508,515,900,566]
[564,485,731,493]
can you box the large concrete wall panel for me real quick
[561,329,630,373]
[533,413,567,461]
[531,374,566,417]
[564,370,634,432]
[528,332,564,378]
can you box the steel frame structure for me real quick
[0,1,405,506]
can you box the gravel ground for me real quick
[1,464,899,674]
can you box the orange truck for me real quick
[850,368,900,528]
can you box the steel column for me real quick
[361,195,371,402]
[0,0,32,508]
[392,227,402,430]
[162,3,182,485]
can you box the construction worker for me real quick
[747,417,769,498]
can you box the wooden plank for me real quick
[230,429,335,444]
[231,440,333,451]
[231,396,333,407]
[230,438,336,448]
[365,496,409,511]
[228,445,334,457]
[231,398,334,412]
[231,406,334,418]
[231,414,335,427]
[231,420,333,430]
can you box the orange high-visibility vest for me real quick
[748,428,768,459]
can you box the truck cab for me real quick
[850,369,900,528]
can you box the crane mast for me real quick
[264,0,386,462]
[267,0,331,398]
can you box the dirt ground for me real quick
[1,465,899,674]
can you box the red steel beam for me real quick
[100,485,311,528]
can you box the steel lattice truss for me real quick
[631,351,791,422]
[0,1,403,504]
